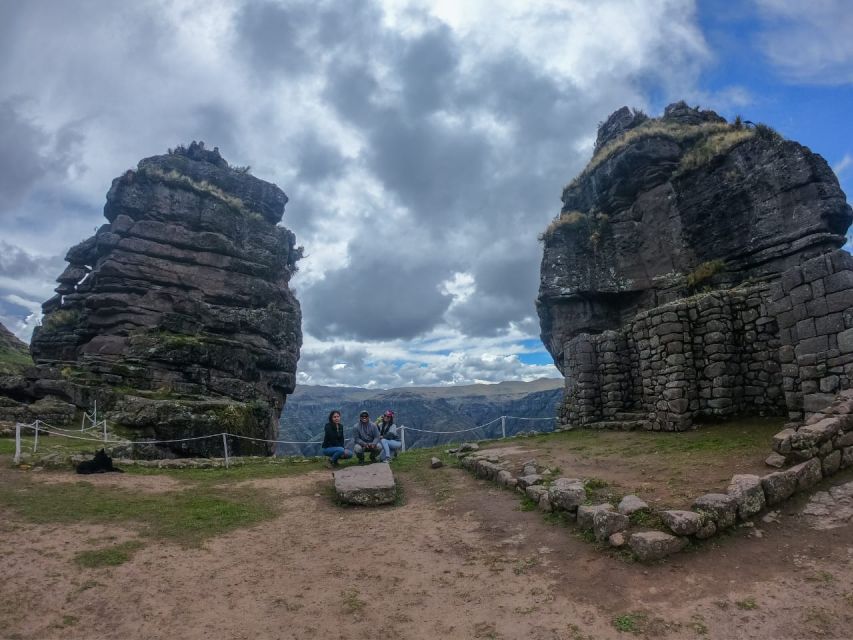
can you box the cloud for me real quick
[0,0,720,384]
[755,0,853,84]
[834,153,852,178]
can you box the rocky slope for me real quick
[0,323,31,375]
[19,142,302,455]
[277,379,563,454]
[538,102,853,372]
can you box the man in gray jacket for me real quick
[353,410,381,463]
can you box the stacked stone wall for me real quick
[769,250,853,418]
[560,281,787,430]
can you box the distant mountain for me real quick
[277,378,564,455]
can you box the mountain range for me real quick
[277,378,564,455]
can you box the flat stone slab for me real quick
[803,480,853,530]
[334,464,396,506]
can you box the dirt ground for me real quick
[2,458,853,640]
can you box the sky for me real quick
[0,0,851,389]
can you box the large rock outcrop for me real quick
[25,142,302,455]
[538,103,853,430]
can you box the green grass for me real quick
[0,476,276,547]
[0,345,33,374]
[127,457,325,484]
[519,418,781,460]
[390,445,456,504]
[613,612,647,633]
[735,597,758,610]
[74,540,145,568]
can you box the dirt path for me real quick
[2,464,852,639]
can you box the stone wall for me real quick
[559,249,853,431]
[769,250,853,418]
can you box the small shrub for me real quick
[735,596,758,610]
[41,309,80,331]
[685,259,726,289]
[753,122,782,141]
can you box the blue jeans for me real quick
[322,446,351,463]
[380,439,402,461]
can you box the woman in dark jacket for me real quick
[321,410,352,467]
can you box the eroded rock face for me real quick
[538,102,852,369]
[28,142,302,455]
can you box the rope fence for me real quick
[12,414,557,468]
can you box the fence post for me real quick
[400,425,407,452]
[33,420,39,453]
[14,422,22,464]
[103,419,108,442]
[222,433,230,468]
[501,416,506,439]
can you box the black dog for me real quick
[76,449,124,474]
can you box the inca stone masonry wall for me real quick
[559,249,853,431]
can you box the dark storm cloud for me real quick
[235,1,315,77]
[447,250,542,336]
[302,244,453,341]
[0,99,52,213]
[398,26,459,115]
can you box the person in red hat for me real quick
[377,409,402,462]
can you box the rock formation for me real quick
[538,102,853,430]
[20,142,302,455]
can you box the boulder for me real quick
[334,465,396,506]
[659,510,701,536]
[548,478,586,511]
[629,532,687,562]
[617,494,648,516]
[790,458,823,491]
[577,503,614,530]
[691,493,737,530]
[726,474,766,520]
[764,453,787,468]
[593,510,629,542]
[822,450,841,476]
[761,470,798,505]
[517,474,544,489]
[430,457,444,469]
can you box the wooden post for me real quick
[400,426,407,452]
[501,416,506,439]
[14,423,22,464]
[33,420,39,453]
[222,433,230,468]
[102,419,108,442]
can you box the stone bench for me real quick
[334,464,396,506]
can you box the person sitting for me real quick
[353,410,381,464]
[321,410,352,467]
[377,409,402,462]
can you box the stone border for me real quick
[451,397,853,562]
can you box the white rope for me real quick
[12,414,555,450]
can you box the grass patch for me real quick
[735,597,758,610]
[0,475,276,547]
[74,540,145,568]
[628,509,664,529]
[390,446,456,504]
[612,611,680,636]
[518,496,538,511]
[341,588,366,614]
[127,457,325,484]
[0,345,33,374]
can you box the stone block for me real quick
[659,510,701,536]
[517,474,544,489]
[593,510,629,542]
[838,328,853,354]
[799,418,842,444]
[430,457,444,469]
[727,474,766,520]
[790,458,822,491]
[691,493,737,530]
[824,270,853,293]
[842,446,853,469]
[617,494,649,516]
[526,485,548,502]
[577,503,614,530]
[826,290,853,313]
[765,453,787,468]
[772,428,796,454]
[761,470,798,505]
[548,478,586,511]
[629,531,687,562]
[822,450,841,476]
[802,393,836,413]
[334,465,396,506]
